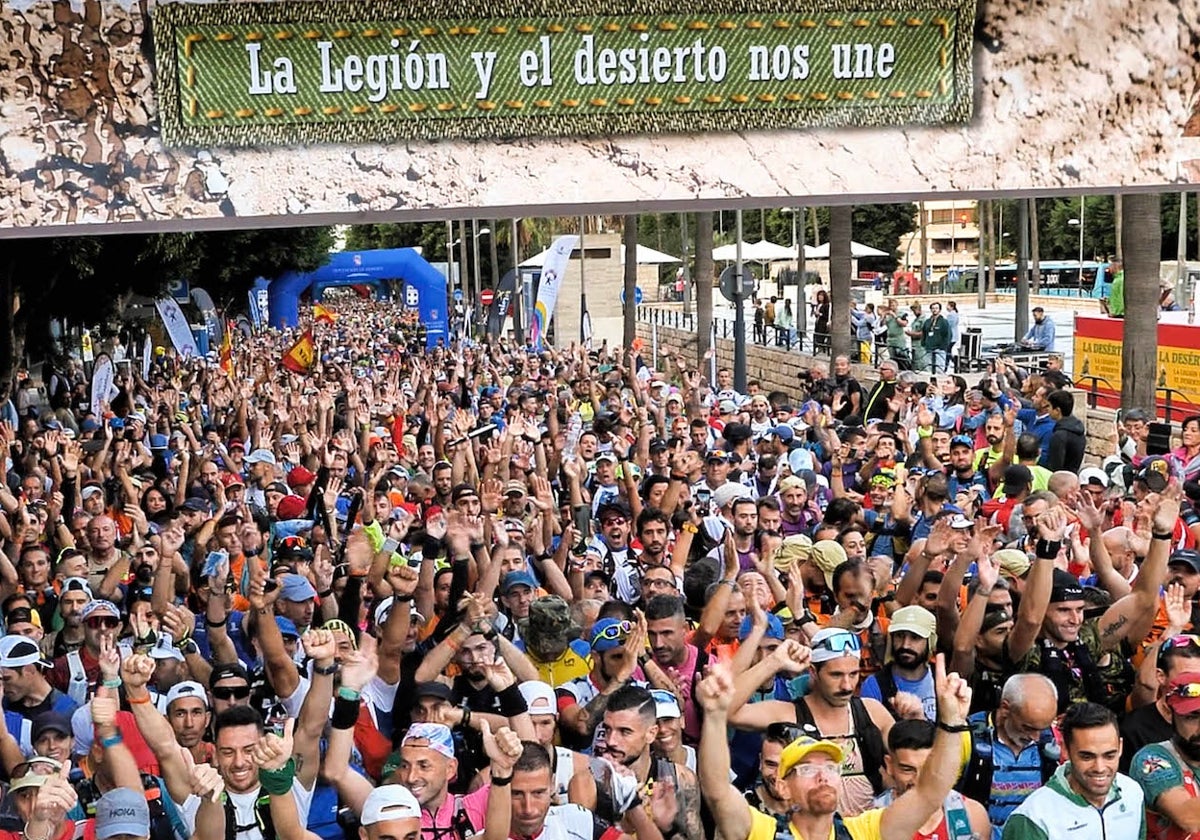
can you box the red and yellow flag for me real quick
[313,303,337,324]
[281,329,316,373]
[218,323,234,376]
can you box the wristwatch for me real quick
[179,639,199,657]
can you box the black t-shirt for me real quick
[1120,702,1172,774]
[834,374,862,420]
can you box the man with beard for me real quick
[1131,670,1200,837]
[584,500,634,585]
[1003,703,1143,840]
[945,435,989,501]
[778,476,821,538]
[48,599,120,704]
[39,577,90,659]
[973,412,1013,482]
[164,681,212,765]
[875,720,992,839]
[520,596,591,688]
[568,685,703,840]
[494,743,608,840]
[861,606,937,722]
[700,656,974,840]
[612,510,672,604]
[557,617,644,750]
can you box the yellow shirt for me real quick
[747,806,882,840]
[533,643,592,688]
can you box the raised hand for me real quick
[1034,508,1067,542]
[1074,491,1105,532]
[767,639,812,675]
[251,718,295,771]
[31,761,77,822]
[302,628,338,667]
[121,652,155,690]
[1164,582,1191,633]
[91,695,118,729]
[97,634,120,681]
[695,660,734,713]
[933,653,971,726]
[480,720,524,777]
[891,691,926,721]
[1152,488,1183,535]
[386,561,420,598]
[183,749,225,803]
[339,648,379,692]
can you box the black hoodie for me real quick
[1047,415,1086,473]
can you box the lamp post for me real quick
[1068,208,1084,287]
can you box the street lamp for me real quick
[1068,209,1085,285]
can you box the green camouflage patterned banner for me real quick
[155,0,975,147]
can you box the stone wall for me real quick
[635,317,1133,465]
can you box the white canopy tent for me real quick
[807,241,889,259]
[519,243,680,267]
[711,239,812,262]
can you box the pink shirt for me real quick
[420,783,490,840]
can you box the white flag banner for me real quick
[155,297,198,358]
[529,235,578,349]
[142,339,152,380]
[90,355,115,417]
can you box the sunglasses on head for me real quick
[812,632,861,655]
[1174,682,1200,700]
[767,722,805,742]
[85,617,121,630]
[212,685,251,701]
[592,620,633,644]
[1163,634,1200,653]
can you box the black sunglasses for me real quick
[212,685,251,701]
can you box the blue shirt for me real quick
[1022,318,1056,351]
[861,668,936,721]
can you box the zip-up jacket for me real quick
[1001,762,1146,840]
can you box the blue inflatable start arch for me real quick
[267,249,448,348]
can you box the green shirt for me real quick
[1109,270,1126,316]
[1130,740,1195,807]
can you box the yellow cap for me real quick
[777,736,845,779]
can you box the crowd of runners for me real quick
[0,296,1195,840]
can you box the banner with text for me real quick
[1073,315,1200,416]
[156,1,974,145]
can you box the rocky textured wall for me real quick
[0,0,1198,234]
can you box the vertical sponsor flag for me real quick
[155,297,199,358]
[529,235,579,350]
[281,329,316,373]
[90,355,114,417]
[219,321,234,376]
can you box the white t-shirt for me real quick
[183,779,313,839]
[543,803,594,840]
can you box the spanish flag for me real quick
[218,323,234,377]
[313,303,337,324]
[281,329,316,373]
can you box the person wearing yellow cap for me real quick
[698,656,975,840]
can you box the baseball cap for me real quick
[244,449,276,466]
[518,681,557,717]
[1168,672,1200,715]
[276,495,308,521]
[766,425,795,443]
[8,774,50,794]
[208,662,250,688]
[949,434,974,450]
[810,628,862,663]
[1049,569,1085,603]
[589,617,631,652]
[503,480,528,497]
[1003,465,1034,492]
[649,438,669,453]
[712,482,753,510]
[739,612,784,642]
[778,736,845,778]
[94,788,150,840]
[78,600,121,623]
[889,606,936,638]
[61,577,93,599]
[808,540,849,590]
[1170,550,1200,574]
[287,466,317,488]
[718,399,738,414]
[165,681,209,710]
[275,616,300,639]
[500,570,537,594]
[220,472,245,489]
[414,681,453,702]
[31,711,72,742]
[594,452,618,465]
[995,549,1032,580]
[1079,467,1110,488]
[705,449,731,463]
[280,574,317,602]
[650,688,681,720]
[265,481,289,496]
[401,723,455,758]
[80,484,104,500]
[179,496,209,513]
[148,636,184,662]
[361,785,422,827]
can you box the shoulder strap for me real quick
[66,650,88,704]
[849,698,885,794]
[832,813,853,840]
[942,791,975,840]
[874,667,899,717]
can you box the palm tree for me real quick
[829,205,853,360]
[695,212,714,368]
[1121,193,1160,411]
[622,215,638,348]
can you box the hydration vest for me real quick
[957,711,1059,832]
[424,795,476,840]
[66,649,89,704]
[1028,636,1108,713]
[873,790,975,840]
[792,697,886,795]
[78,774,185,840]
[223,791,275,840]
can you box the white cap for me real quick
[651,689,681,720]
[165,681,209,710]
[361,784,421,826]
[1079,466,1110,488]
[518,681,557,717]
[0,635,44,668]
[712,482,752,511]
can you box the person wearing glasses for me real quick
[46,599,121,705]
[557,617,647,751]
[39,576,91,660]
[727,629,896,816]
[1121,630,1200,774]
[945,435,991,503]
[700,656,973,840]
